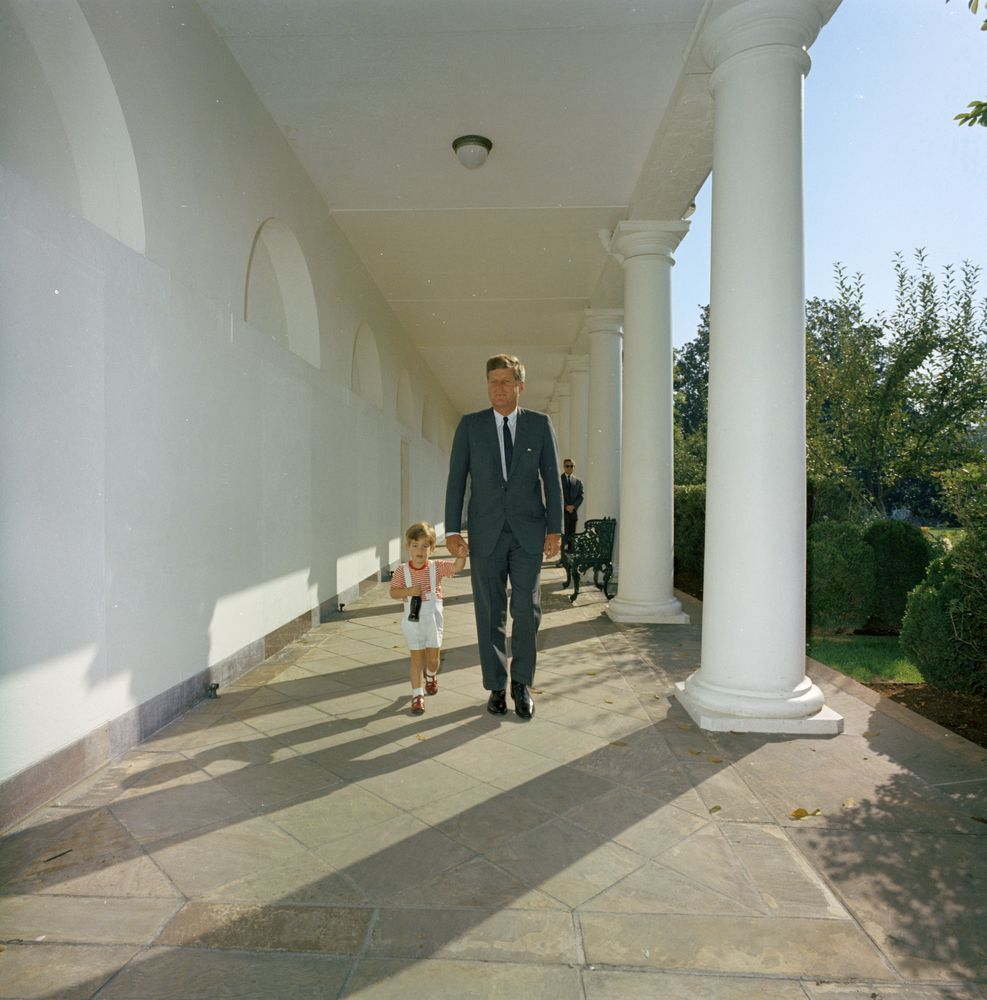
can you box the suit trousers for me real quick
[563,509,578,550]
[470,526,543,690]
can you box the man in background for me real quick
[561,458,584,553]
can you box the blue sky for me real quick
[672,0,986,347]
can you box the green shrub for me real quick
[901,463,987,696]
[674,484,705,597]
[900,544,986,696]
[862,519,933,630]
[807,521,876,634]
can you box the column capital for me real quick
[701,0,825,72]
[564,353,590,378]
[556,382,571,399]
[608,220,690,265]
[582,308,623,338]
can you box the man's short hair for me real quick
[405,521,437,548]
[486,354,525,384]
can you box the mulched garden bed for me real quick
[864,681,987,751]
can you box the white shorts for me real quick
[400,598,444,650]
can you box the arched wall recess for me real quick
[351,324,384,409]
[8,0,145,252]
[422,395,436,443]
[396,370,416,428]
[438,415,452,451]
[244,218,320,368]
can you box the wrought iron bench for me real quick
[561,517,616,603]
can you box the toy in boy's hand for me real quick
[408,595,422,621]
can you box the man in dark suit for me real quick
[560,459,584,553]
[445,355,563,720]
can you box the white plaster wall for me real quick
[0,8,82,215]
[0,0,458,783]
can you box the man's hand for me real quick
[544,533,562,559]
[446,534,470,558]
[565,504,576,513]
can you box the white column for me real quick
[584,309,623,521]
[676,0,842,734]
[566,355,590,477]
[555,383,571,461]
[606,221,689,625]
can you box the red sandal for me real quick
[425,672,439,696]
[411,694,426,715]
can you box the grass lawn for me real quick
[925,526,964,548]
[807,634,924,684]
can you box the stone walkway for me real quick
[2,561,986,999]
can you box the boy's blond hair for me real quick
[405,521,437,548]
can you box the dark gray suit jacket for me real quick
[445,407,563,558]
[561,474,584,511]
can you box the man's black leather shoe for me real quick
[510,681,534,720]
[487,689,507,715]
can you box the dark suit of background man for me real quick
[561,459,584,552]
[445,354,563,720]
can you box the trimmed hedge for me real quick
[674,484,705,597]
[807,520,876,634]
[862,519,933,631]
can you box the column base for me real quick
[675,679,843,735]
[607,595,690,625]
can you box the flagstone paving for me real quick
[2,561,986,999]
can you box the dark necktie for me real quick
[502,416,513,477]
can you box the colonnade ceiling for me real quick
[197,0,829,414]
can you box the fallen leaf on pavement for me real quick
[789,807,821,819]
[709,805,722,814]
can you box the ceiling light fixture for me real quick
[452,134,492,169]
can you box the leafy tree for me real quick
[673,305,708,484]
[674,304,709,436]
[948,0,987,31]
[947,0,987,125]
[806,253,987,515]
[673,424,706,486]
[673,255,986,504]
[954,99,987,127]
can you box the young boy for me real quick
[390,522,467,715]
